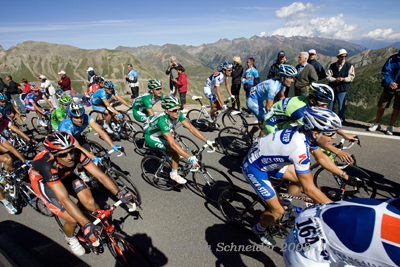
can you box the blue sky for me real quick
[1,0,399,50]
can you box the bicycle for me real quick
[186,96,247,131]
[54,190,153,266]
[141,143,234,203]
[6,130,39,158]
[0,163,53,217]
[31,109,53,135]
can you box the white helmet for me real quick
[303,107,341,132]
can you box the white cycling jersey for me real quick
[203,71,228,96]
[283,198,400,267]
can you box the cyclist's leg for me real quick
[246,97,264,135]
[132,109,148,123]
[281,165,303,195]
[73,177,99,212]
[0,153,13,172]
[10,106,24,125]
[204,90,219,117]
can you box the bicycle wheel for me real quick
[89,110,103,125]
[121,114,142,142]
[192,165,234,203]
[31,116,50,135]
[218,188,268,233]
[19,182,54,217]
[108,169,142,207]
[218,127,252,157]
[186,109,209,131]
[175,135,202,161]
[222,112,248,129]
[108,232,154,267]
[141,156,173,190]
[313,165,377,199]
[88,141,108,155]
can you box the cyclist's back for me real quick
[284,198,400,267]
[132,91,164,122]
[90,87,117,106]
[204,71,227,94]
[248,78,283,101]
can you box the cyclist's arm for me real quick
[115,94,130,108]
[73,139,95,160]
[278,90,285,101]
[163,132,191,159]
[84,163,119,196]
[146,108,155,116]
[8,123,30,142]
[101,99,119,115]
[90,121,115,148]
[1,140,26,163]
[321,143,353,164]
[42,96,54,109]
[296,172,332,203]
[182,118,207,143]
[311,148,350,179]
[49,182,91,226]
[214,86,224,107]
[337,129,358,141]
[224,79,233,96]
[265,99,274,111]
[31,101,45,115]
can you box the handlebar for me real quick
[335,136,361,150]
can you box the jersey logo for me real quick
[51,168,58,174]
[280,129,294,144]
[298,153,307,164]
[213,72,219,76]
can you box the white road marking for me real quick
[342,129,400,140]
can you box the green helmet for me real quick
[59,95,72,105]
[161,96,180,109]
[148,79,162,90]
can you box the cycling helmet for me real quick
[59,95,72,105]
[220,62,233,70]
[43,132,74,153]
[303,107,342,132]
[30,85,40,91]
[94,76,104,84]
[161,96,180,109]
[278,64,297,77]
[148,79,162,90]
[308,83,334,102]
[66,103,85,117]
[0,93,7,100]
[103,80,114,89]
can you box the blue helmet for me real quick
[103,80,114,89]
[66,102,85,117]
[0,93,7,100]
[278,64,297,77]
[308,83,334,102]
[220,62,233,70]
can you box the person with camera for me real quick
[166,58,184,97]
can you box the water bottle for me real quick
[88,127,94,132]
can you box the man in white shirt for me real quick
[39,75,58,108]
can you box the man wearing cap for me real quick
[326,49,355,122]
[124,64,139,100]
[57,71,72,97]
[267,50,290,97]
[85,67,97,87]
[39,75,58,108]
[294,52,318,96]
[308,49,326,81]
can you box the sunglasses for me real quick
[154,88,162,91]
[226,69,233,72]
[54,147,75,158]
[322,131,336,137]
[168,108,180,113]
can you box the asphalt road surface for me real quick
[0,110,399,267]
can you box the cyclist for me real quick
[57,103,122,181]
[51,95,71,132]
[243,57,260,98]
[90,80,130,134]
[0,110,35,148]
[24,85,54,127]
[131,79,164,123]
[246,64,297,138]
[29,132,134,256]
[283,198,400,267]
[143,96,214,184]
[263,83,357,163]
[85,76,104,101]
[244,107,360,246]
[0,93,26,128]
[203,62,234,122]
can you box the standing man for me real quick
[368,50,400,135]
[57,71,72,97]
[231,56,244,110]
[85,67,97,87]
[39,75,58,108]
[243,57,260,98]
[5,75,27,114]
[308,49,326,81]
[326,49,355,123]
[294,52,318,96]
[124,64,139,100]
[0,78,8,95]
[165,58,184,97]
[267,50,289,97]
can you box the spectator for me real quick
[294,52,318,96]
[230,56,244,110]
[124,64,139,100]
[267,50,290,97]
[20,78,31,94]
[172,65,188,112]
[85,67,97,87]
[242,57,259,98]
[0,78,8,95]
[39,75,58,108]
[5,75,27,113]
[368,50,400,135]
[166,58,184,97]
[308,49,327,81]
[326,49,355,123]
[57,70,72,97]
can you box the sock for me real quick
[255,222,266,232]
[171,169,178,177]
[1,199,9,205]
[65,235,77,243]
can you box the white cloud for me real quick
[363,28,400,40]
[259,32,266,37]
[275,2,321,19]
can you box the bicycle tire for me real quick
[218,127,252,157]
[108,169,142,207]
[121,117,142,143]
[31,116,50,135]
[89,110,104,125]
[132,131,154,155]
[175,135,202,161]
[141,156,173,191]
[108,232,154,267]
[186,109,209,131]
[313,165,377,199]
[221,112,248,130]
[192,165,234,203]
[218,188,268,234]
[19,181,54,217]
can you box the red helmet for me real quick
[43,132,74,153]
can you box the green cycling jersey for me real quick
[131,92,164,122]
[51,106,67,131]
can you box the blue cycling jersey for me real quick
[243,67,259,86]
[0,101,12,117]
[90,88,118,106]
[57,114,94,139]
[248,78,283,101]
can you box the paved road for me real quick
[0,110,399,267]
